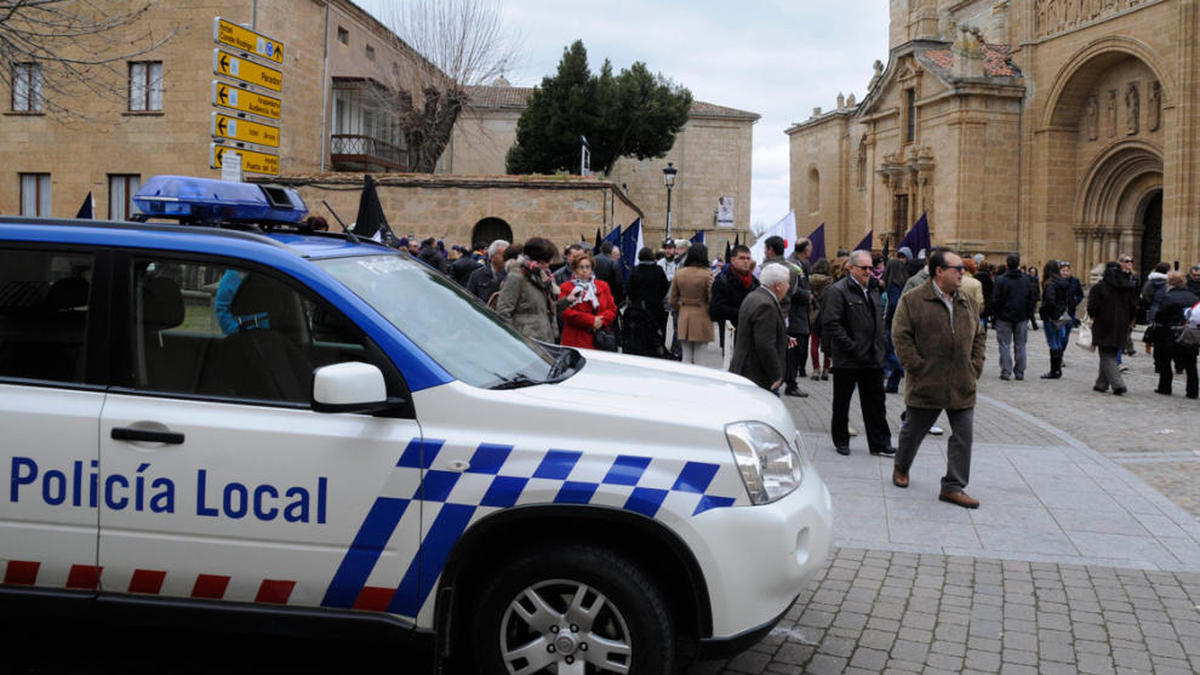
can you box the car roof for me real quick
[0,216,396,261]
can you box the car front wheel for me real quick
[471,544,675,674]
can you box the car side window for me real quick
[0,248,94,383]
[130,257,401,406]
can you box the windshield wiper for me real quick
[488,372,540,390]
[546,349,573,381]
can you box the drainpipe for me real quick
[319,2,330,172]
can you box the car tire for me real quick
[470,544,675,674]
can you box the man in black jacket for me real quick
[821,249,894,457]
[785,238,813,395]
[711,245,760,346]
[594,241,625,304]
[991,254,1035,380]
[466,239,509,303]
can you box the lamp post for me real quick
[663,161,678,239]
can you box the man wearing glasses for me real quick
[821,249,895,457]
[891,250,987,508]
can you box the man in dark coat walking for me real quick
[821,249,894,457]
[892,250,987,508]
[991,254,1035,380]
[1088,260,1139,394]
[730,264,793,391]
[784,238,813,396]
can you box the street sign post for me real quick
[212,112,279,148]
[213,49,283,92]
[212,143,279,176]
[212,81,281,120]
[214,17,284,64]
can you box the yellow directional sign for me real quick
[213,49,282,92]
[214,17,283,64]
[212,144,279,176]
[212,81,281,120]
[212,112,279,148]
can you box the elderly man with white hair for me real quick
[822,249,895,457]
[729,263,795,392]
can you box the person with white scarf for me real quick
[559,253,618,350]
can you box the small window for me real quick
[337,26,348,44]
[365,44,375,61]
[905,89,916,144]
[108,174,141,220]
[12,63,42,112]
[19,173,51,216]
[129,61,163,112]
[128,258,401,407]
[0,249,94,383]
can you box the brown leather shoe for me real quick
[938,491,979,509]
[892,468,909,488]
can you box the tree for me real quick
[377,0,521,173]
[0,1,173,117]
[506,40,692,176]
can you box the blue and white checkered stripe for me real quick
[321,437,743,617]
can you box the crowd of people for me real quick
[403,231,1200,508]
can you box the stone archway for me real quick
[1072,141,1162,275]
[471,217,513,251]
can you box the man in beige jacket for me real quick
[890,250,987,508]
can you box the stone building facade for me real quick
[0,0,426,219]
[789,0,1197,279]
[446,85,759,253]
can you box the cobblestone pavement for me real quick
[687,330,1200,673]
[693,547,1200,675]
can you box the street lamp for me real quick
[663,161,678,239]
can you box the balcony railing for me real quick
[330,134,408,171]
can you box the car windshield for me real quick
[317,254,563,388]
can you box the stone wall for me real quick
[270,174,643,251]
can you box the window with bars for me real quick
[108,174,141,220]
[20,173,51,216]
[12,63,42,112]
[129,61,163,111]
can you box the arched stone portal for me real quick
[471,217,513,251]
[1042,41,1167,276]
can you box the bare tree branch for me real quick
[374,0,523,172]
[0,0,175,119]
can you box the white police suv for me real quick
[0,176,832,673]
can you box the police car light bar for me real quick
[133,175,308,227]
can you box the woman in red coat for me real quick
[559,253,618,349]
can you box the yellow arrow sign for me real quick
[212,81,281,120]
[214,49,282,92]
[214,17,283,64]
[212,144,279,176]
[212,112,279,148]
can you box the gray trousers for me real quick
[994,320,1027,377]
[895,406,974,493]
[1094,346,1126,392]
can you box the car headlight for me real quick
[725,422,804,504]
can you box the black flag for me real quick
[76,192,94,219]
[724,239,732,264]
[353,175,398,246]
[593,228,602,254]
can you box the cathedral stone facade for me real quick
[788,0,1196,279]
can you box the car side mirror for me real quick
[312,362,388,414]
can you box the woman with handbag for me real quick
[1146,271,1199,398]
[1039,260,1072,379]
[668,243,715,364]
[559,252,618,350]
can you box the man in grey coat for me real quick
[730,264,794,391]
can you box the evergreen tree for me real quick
[507,41,692,175]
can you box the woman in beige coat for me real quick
[669,243,715,363]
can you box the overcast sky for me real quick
[360,0,891,232]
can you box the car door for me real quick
[0,244,108,593]
[97,252,426,619]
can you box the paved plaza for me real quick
[690,328,1200,673]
